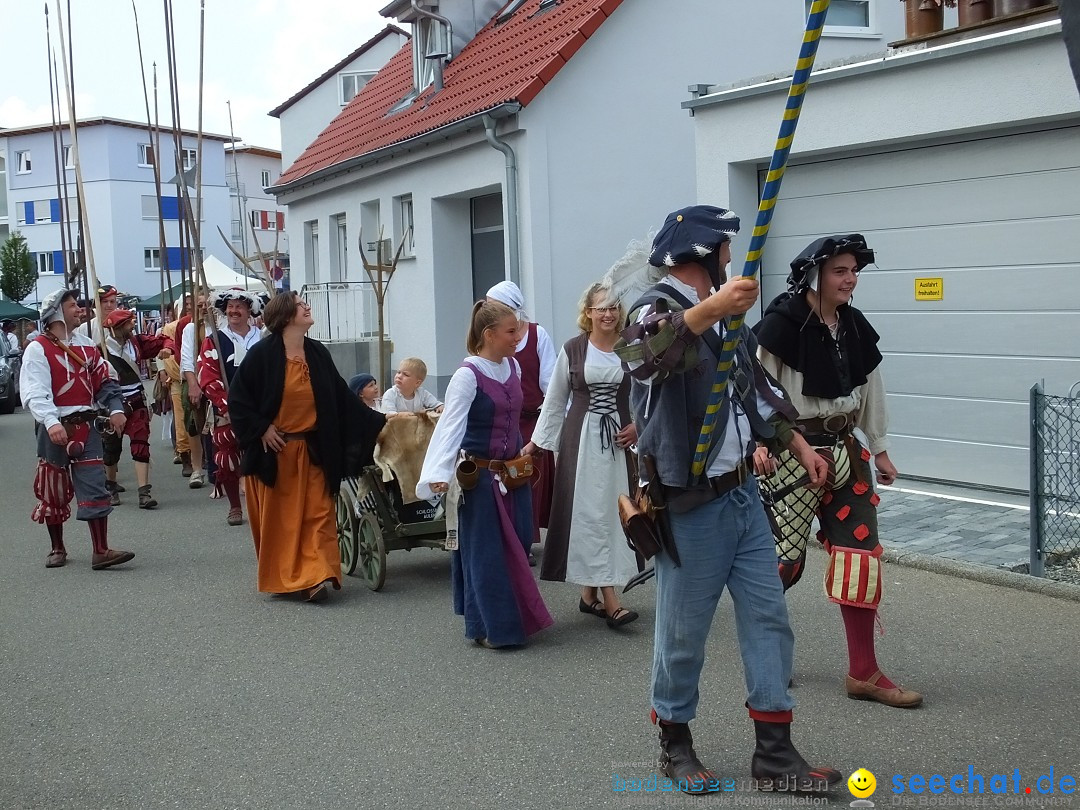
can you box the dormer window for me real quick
[412,15,449,93]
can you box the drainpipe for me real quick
[411,0,453,91]
[483,114,520,286]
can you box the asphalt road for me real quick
[2,405,1079,810]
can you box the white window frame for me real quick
[340,71,377,105]
[181,147,197,171]
[36,252,54,275]
[138,143,155,168]
[306,220,320,282]
[16,151,32,174]
[411,18,448,94]
[394,194,415,258]
[62,145,75,169]
[260,169,271,189]
[810,0,878,37]
[144,247,161,271]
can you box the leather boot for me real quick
[654,712,719,795]
[751,719,841,793]
[180,451,193,477]
[106,480,121,506]
[138,485,158,509]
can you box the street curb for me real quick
[880,547,1080,603]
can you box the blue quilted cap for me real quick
[648,205,740,268]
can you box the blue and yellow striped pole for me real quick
[690,0,831,476]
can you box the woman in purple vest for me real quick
[417,300,553,648]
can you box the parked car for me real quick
[0,347,21,414]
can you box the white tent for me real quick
[202,255,269,292]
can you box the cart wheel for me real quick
[357,512,387,591]
[336,488,359,576]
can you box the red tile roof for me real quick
[267,25,409,119]
[274,0,624,189]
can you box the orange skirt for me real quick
[246,438,341,594]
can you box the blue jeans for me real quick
[651,477,795,723]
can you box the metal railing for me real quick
[301,281,383,344]
[1030,381,1080,578]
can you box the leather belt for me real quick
[708,456,754,497]
[281,431,315,442]
[798,414,853,446]
[60,410,99,426]
[469,456,510,473]
[664,456,754,512]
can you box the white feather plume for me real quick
[600,233,662,310]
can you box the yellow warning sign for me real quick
[915,277,943,301]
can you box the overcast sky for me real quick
[0,0,395,154]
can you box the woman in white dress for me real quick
[524,283,641,628]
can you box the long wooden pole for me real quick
[132,0,172,318]
[53,0,106,355]
[44,6,72,287]
[690,0,831,476]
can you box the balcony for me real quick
[301,281,385,344]
[893,1,1059,47]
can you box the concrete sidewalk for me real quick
[873,480,1080,593]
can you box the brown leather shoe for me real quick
[846,671,923,708]
[46,550,67,568]
[305,582,328,603]
[92,549,135,570]
[227,507,243,526]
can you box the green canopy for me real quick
[0,298,39,320]
[135,281,188,313]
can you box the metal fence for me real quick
[1029,381,1080,578]
[301,281,382,344]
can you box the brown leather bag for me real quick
[618,489,662,560]
[494,454,534,490]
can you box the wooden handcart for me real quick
[336,467,448,591]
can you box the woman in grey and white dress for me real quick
[524,283,641,628]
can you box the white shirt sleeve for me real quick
[535,325,556,395]
[180,323,196,374]
[19,341,61,429]
[420,387,442,409]
[415,366,478,500]
[531,347,571,452]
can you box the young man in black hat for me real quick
[753,235,922,709]
[615,205,840,795]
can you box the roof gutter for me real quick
[269,102,522,196]
[482,114,520,287]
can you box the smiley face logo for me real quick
[848,768,877,798]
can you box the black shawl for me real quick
[227,334,386,495]
[753,292,882,400]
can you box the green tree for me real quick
[0,231,37,303]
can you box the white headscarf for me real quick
[486,281,526,321]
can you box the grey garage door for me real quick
[756,126,1080,492]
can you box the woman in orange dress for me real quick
[228,292,385,602]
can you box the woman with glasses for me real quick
[752,235,922,708]
[523,282,641,628]
[228,292,385,602]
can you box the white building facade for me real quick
[269,25,410,171]
[0,118,233,306]
[687,17,1079,491]
[273,0,908,393]
[225,144,290,285]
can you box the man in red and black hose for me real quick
[19,289,135,569]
